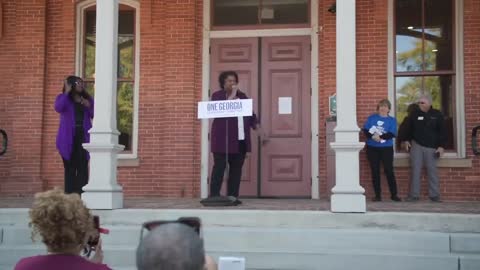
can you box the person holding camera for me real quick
[55,76,94,194]
[14,189,110,270]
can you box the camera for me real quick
[87,215,100,247]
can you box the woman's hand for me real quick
[228,85,239,100]
[372,134,381,142]
[89,238,104,264]
[80,97,91,108]
[64,79,72,94]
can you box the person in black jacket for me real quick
[402,94,447,202]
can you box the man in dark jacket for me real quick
[403,94,447,202]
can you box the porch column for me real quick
[330,0,366,213]
[82,0,124,209]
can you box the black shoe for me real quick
[227,196,242,205]
[372,197,382,202]
[391,196,402,202]
[430,196,442,202]
[405,196,419,202]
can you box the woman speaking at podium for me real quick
[209,71,257,205]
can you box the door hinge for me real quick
[310,43,312,51]
[310,87,312,96]
[209,46,211,54]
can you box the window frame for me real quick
[75,0,140,160]
[210,0,311,30]
[388,0,465,158]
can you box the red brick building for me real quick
[0,0,479,205]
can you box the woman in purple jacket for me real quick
[210,71,257,204]
[55,76,94,194]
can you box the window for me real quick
[78,1,139,156]
[394,0,456,150]
[212,0,309,27]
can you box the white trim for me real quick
[310,0,320,199]
[455,0,466,158]
[75,0,140,160]
[200,1,319,199]
[388,0,466,159]
[200,0,211,199]
[387,0,395,120]
[210,28,311,38]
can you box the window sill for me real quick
[118,158,140,167]
[394,158,472,168]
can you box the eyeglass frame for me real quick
[139,217,202,241]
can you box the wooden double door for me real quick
[209,36,311,197]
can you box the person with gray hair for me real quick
[402,93,447,202]
[136,223,206,270]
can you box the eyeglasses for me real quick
[139,217,202,240]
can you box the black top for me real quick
[74,102,84,127]
[402,107,447,149]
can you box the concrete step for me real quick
[2,226,457,254]
[1,208,480,270]
[3,245,478,270]
[2,208,480,233]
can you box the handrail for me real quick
[0,129,7,156]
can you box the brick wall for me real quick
[0,0,47,194]
[1,0,479,201]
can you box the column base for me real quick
[82,189,123,210]
[331,193,366,213]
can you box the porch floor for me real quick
[1,196,479,214]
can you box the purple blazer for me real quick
[54,93,94,161]
[210,89,257,154]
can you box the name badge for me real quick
[418,116,424,120]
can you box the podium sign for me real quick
[197,99,253,119]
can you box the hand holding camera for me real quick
[85,215,109,263]
[64,79,72,94]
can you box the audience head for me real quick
[29,188,95,254]
[136,223,205,270]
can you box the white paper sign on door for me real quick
[278,97,292,115]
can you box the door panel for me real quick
[209,38,259,196]
[260,36,311,197]
[208,36,311,197]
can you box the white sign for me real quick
[197,99,253,119]
[278,97,292,115]
[218,257,246,270]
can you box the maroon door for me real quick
[209,36,311,197]
[209,38,259,196]
[260,36,311,197]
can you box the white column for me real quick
[200,0,211,199]
[330,0,366,213]
[82,0,124,209]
